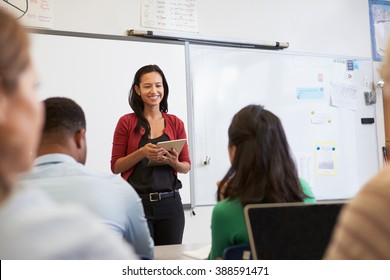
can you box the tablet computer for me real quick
[147,139,187,167]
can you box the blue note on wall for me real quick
[353,60,359,70]
[296,87,324,100]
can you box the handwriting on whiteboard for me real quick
[330,82,358,111]
[141,0,198,32]
[0,0,53,29]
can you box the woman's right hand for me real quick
[114,143,166,174]
[142,143,165,161]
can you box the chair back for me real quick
[244,202,345,260]
[222,244,252,260]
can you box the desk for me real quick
[154,243,210,260]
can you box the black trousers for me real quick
[141,193,185,245]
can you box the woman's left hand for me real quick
[155,148,179,169]
[155,148,190,173]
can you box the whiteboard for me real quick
[189,44,380,205]
[29,31,191,204]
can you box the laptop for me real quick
[244,201,345,260]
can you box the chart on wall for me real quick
[189,44,379,205]
[0,0,53,28]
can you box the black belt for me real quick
[139,190,179,202]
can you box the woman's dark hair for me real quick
[218,104,306,206]
[128,64,169,137]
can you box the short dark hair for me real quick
[42,97,86,137]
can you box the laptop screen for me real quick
[244,202,345,260]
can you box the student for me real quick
[18,97,154,259]
[0,9,136,259]
[324,41,390,260]
[324,169,390,259]
[111,64,191,245]
[208,104,316,260]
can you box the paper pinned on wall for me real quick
[315,142,336,176]
[141,0,198,33]
[0,0,54,29]
[330,82,358,111]
[22,0,53,29]
[310,110,332,125]
[296,87,324,100]
[294,152,315,189]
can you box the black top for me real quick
[128,133,182,194]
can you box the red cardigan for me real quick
[111,112,191,181]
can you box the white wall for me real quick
[50,0,371,57]
[31,0,373,245]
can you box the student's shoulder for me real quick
[211,199,243,226]
[364,166,390,189]
[354,166,390,202]
[41,204,137,259]
[213,198,242,214]
[67,166,136,196]
[298,178,316,203]
[85,170,137,193]
[0,190,136,259]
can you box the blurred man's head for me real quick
[0,9,43,195]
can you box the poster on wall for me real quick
[315,142,337,176]
[0,0,53,29]
[141,0,198,33]
[369,0,390,61]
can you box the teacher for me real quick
[111,64,191,245]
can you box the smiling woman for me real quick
[111,64,191,246]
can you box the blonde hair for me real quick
[0,10,30,195]
[0,9,30,93]
[380,40,390,95]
